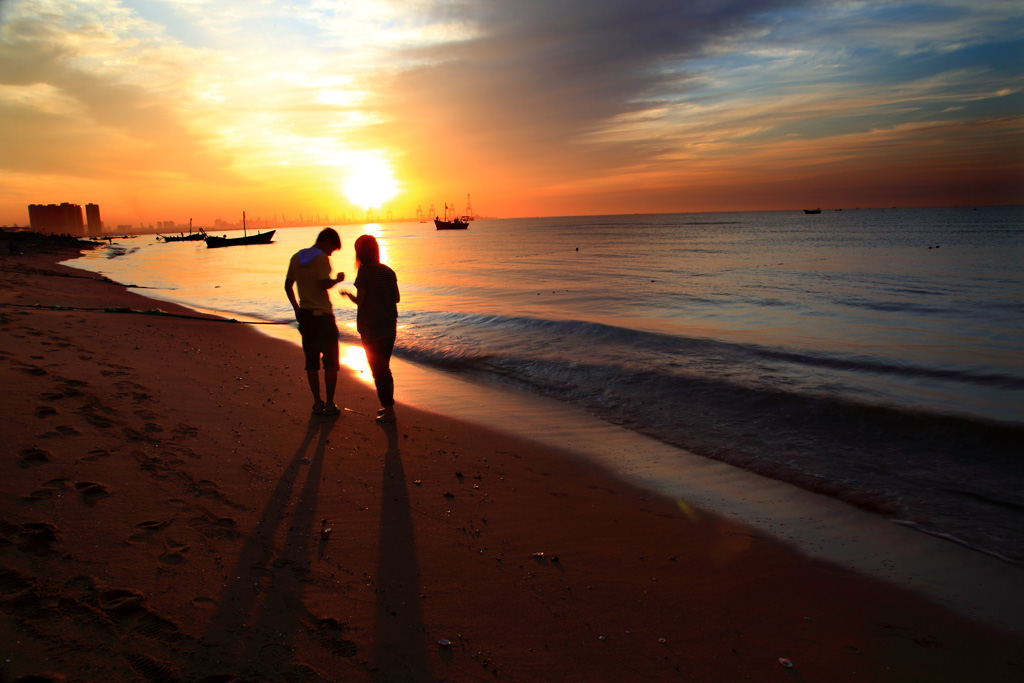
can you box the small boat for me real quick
[159,230,206,242]
[803,208,822,214]
[206,212,275,248]
[206,230,275,247]
[435,217,469,230]
[434,203,468,230]
[159,219,206,242]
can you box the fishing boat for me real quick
[434,203,469,230]
[206,212,276,248]
[158,219,206,242]
[435,217,469,230]
[803,208,822,214]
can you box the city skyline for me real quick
[1,0,1022,226]
[17,201,464,232]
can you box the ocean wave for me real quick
[387,310,1024,555]
[393,310,1024,393]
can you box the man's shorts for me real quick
[296,309,340,371]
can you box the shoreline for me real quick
[2,236,1022,682]
[223,263,1024,635]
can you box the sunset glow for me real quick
[342,156,399,210]
[1,0,1021,228]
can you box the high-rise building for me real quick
[86,204,102,236]
[28,203,86,236]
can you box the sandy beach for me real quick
[2,233,1022,683]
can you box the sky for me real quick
[0,0,1021,226]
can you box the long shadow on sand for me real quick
[370,422,431,681]
[199,413,336,680]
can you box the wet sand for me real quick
[1,233,1021,682]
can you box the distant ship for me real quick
[803,208,822,214]
[435,203,469,230]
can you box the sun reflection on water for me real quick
[341,344,372,384]
[359,223,389,264]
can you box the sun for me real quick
[342,156,399,208]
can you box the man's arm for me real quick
[284,277,300,317]
[318,272,344,290]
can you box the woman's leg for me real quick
[362,334,396,407]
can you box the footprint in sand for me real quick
[98,588,185,645]
[37,425,80,438]
[34,405,57,417]
[22,478,69,504]
[122,426,160,444]
[188,514,240,541]
[7,521,60,556]
[189,596,217,610]
[99,587,146,615]
[18,446,51,468]
[313,617,359,658]
[79,448,112,463]
[158,539,190,566]
[58,377,88,397]
[172,423,199,439]
[74,481,110,505]
[257,643,293,671]
[13,673,70,682]
[124,652,182,682]
[191,479,230,503]
[77,400,115,429]
[127,519,173,544]
[133,450,174,480]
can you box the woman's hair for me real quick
[316,227,341,251]
[354,234,380,265]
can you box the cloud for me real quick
[0,0,235,185]
[366,0,1023,209]
[1,0,1021,222]
[378,1,804,163]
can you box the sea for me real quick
[70,207,1024,572]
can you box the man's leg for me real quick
[321,317,341,410]
[300,315,323,410]
[306,369,322,408]
[325,370,337,407]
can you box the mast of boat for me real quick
[188,218,192,235]
[243,211,247,237]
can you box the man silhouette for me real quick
[285,228,345,414]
